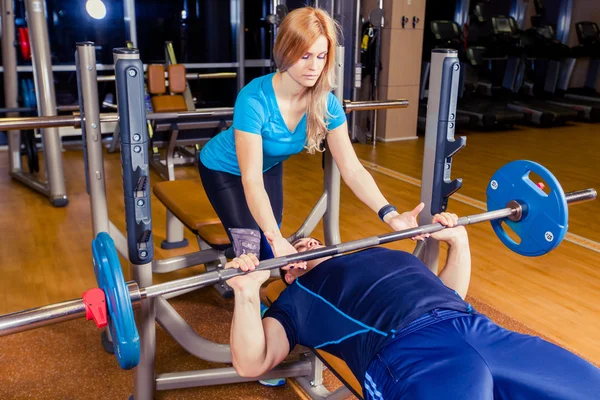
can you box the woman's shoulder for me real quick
[238,73,275,100]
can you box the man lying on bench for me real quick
[225,211,600,399]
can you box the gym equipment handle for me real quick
[0,99,410,131]
[342,99,409,113]
[96,72,237,82]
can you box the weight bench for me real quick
[153,179,236,296]
[146,63,233,180]
[264,280,362,399]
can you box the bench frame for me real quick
[80,42,458,400]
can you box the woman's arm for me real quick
[325,122,427,231]
[326,122,392,211]
[235,129,282,237]
[235,130,302,261]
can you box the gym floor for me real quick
[0,121,598,398]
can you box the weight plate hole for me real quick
[528,172,551,195]
[501,220,522,245]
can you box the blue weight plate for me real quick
[486,160,568,257]
[92,232,140,369]
[27,79,36,108]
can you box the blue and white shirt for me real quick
[263,247,471,386]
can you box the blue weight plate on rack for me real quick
[486,160,568,257]
[27,79,36,109]
[92,232,140,369]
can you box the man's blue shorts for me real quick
[364,309,600,399]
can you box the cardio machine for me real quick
[485,15,579,126]
[420,20,524,130]
[556,21,600,103]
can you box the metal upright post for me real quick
[350,0,362,142]
[232,0,245,91]
[76,42,109,236]
[371,0,384,146]
[114,47,156,400]
[323,45,344,246]
[416,49,465,273]
[1,0,22,175]
[123,0,138,47]
[24,0,68,206]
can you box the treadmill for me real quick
[488,16,578,126]
[525,24,600,122]
[556,21,600,103]
[426,20,524,130]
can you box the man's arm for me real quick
[437,227,471,299]
[230,286,290,377]
[428,213,471,299]
[225,254,290,378]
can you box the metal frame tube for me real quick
[77,42,109,235]
[155,297,231,363]
[123,0,137,47]
[1,0,22,174]
[343,99,408,113]
[155,360,312,391]
[289,192,328,243]
[232,0,245,91]
[0,101,408,132]
[25,0,68,206]
[323,45,345,246]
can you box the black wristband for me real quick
[378,204,397,222]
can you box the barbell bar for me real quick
[0,160,596,370]
[0,188,595,337]
[0,99,409,131]
[97,71,238,82]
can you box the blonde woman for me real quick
[199,7,423,262]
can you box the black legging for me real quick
[198,160,283,260]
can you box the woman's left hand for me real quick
[385,203,429,240]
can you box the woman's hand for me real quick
[225,253,269,292]
[385,203,429,240]
[264,232,307,270]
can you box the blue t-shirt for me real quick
[263,247,471,387]
[199,73,347,175]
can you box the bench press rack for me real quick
[69,39,457,399]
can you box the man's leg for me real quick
[457,313,600,400]
[364,318,494,400]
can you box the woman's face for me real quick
[286,35,329,88]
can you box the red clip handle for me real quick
[82,288,107,329]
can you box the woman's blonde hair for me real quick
[273,7,340,154]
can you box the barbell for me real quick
[0,160,595,370]
[0,98,409,132]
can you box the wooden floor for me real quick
[0,121,599,385]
